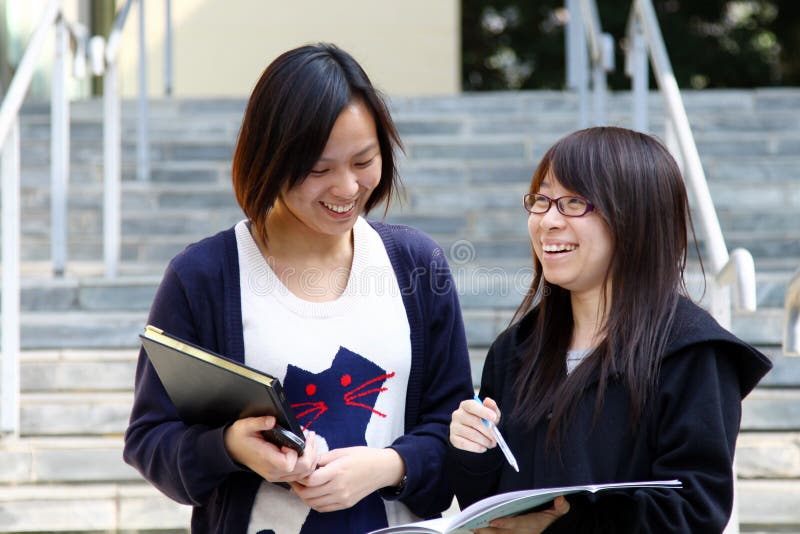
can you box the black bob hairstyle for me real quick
[232,43,403,243]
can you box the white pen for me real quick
[473,394,520,472]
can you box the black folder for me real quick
[139,324,305,454]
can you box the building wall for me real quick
[116,0,461,98]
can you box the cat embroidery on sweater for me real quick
[285,346,395,447]
[281,346,395,534]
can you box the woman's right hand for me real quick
[449,396,502,452]
[224,415,318,483]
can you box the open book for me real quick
[368,479,682,534]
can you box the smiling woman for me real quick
[123,43,473,534]
[276,100,382,244]
[526,177,613,301]
[447,126,772,533]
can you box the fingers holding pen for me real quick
[480,396,502,424]
[450,396,502,452]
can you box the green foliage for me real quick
[462,0,797,90]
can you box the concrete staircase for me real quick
[1,89,799,532]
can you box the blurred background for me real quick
[3,0,800,97]
[0,1,799,533]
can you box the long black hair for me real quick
[511,126,698,445]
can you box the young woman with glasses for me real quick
[123,43,473,533]
[447,126,772,533]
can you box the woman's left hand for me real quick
[289,446,404,512]
[473,496,570,533]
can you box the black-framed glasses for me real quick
[523,193,595,217]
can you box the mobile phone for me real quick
[262,426,305,455]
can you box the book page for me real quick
[367,480,681,534]
[367,516,449,533]
[453,479,682,531]
[455,489,583,530]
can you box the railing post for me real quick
[565,0,580,90]
[137,0,150,181]
[1,120,21,437]
[51,14,70,277]
[784,268,800,356]
[592,55,606,125]
[638,0,728,273]
[710,276,741,534]
[570,0,589,128]
[164,0,173,96]
[592,33,614,126]
[102,0,136,277]
[104,62,121,279]
[628,16,649,132]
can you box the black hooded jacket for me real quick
[447,297,772,533]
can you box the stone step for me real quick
[738,479,800,531]
[0,481,190,532]
[18,277,159,313]
[706,156,800,184]
[12,363,798,439]
[11,259,791,310]
[0,480,795,533]
[760,353,800,388]
[15,344,798,395]
[18,349,138,400]
[6,300,787,351]
[13,154,800,197]
[461,307,786,349]
[737,432,800,480]
[0,435,795,532]
[741,388,800,432]
[19,208,800,248]
[13,228,800,267]
[8,177,799,268]
[18,311,146,350]
[17,160,234,186]
[11,350,796,438]
[0,432,794,483]
[466,346,796,394]
[19,392,132,437]
[19,116,800,144]
[0,436,138,484]
[4,270,792,346]
[19,89,800,125]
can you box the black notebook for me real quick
[139,324,305,454]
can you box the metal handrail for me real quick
[716,249,757,311]
[624,0,756,317]
[784,268,800,356]
[0,0,60,147]
[0,0,86,436]
[98,0,154,278]
[579,0,615,125]
[566,0,614,127]
[100,0,136,279]
[624,3,757,533]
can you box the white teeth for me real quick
[322,201,355,213]
[543,243,577,253]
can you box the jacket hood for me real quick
[510,296,773,398]
[664,297,772,397]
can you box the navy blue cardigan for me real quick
[123,221,474,533]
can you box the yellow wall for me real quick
[117,0,460,97]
